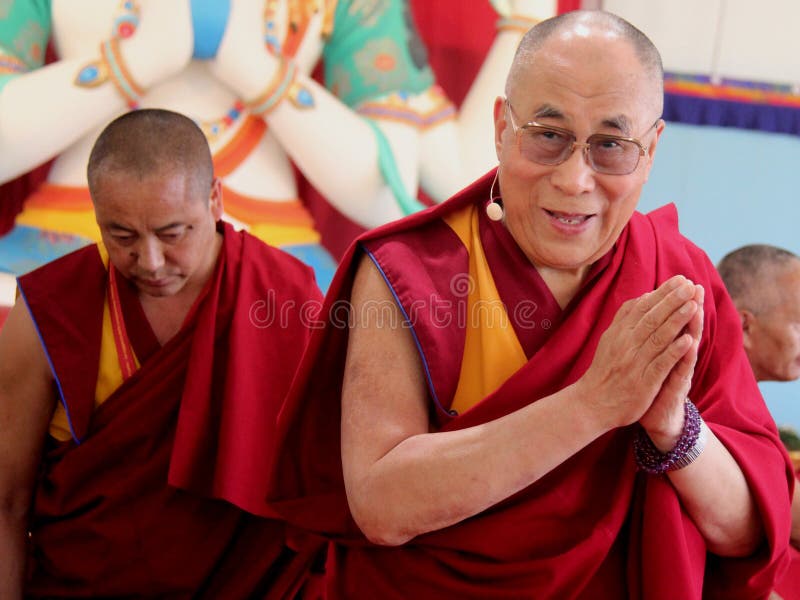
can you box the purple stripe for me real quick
[363,247,455,417]
[17,284,82,445]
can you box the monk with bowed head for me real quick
[0,109,324,598]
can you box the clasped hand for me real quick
[208,0,284,99]
[122,0,193,89]
[121,0,282,98]
[580,275,705,450]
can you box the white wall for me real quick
[604,0,800,86]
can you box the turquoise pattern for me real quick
[296,87,314,107]
[0,0,50,92]
[0,225,91,276]
[323,0,433,109]
[77,64,100,84]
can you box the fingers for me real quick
[639,336,699,449]
[629,276,699,354]
[654,336,698,396]
[687,285,704,343]
[645,327,693,378]
[210,0,281,97]
[583,275,704,430]
[126,1,193,87]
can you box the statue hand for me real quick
[122,0,194,89]
[208,0,281,100]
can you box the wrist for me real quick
[215,52,283,100]
[568,379,617,439]
[634,400,707,475]
[643,408,686,453]
[122,31,192,90]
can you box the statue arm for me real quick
[212,0,423,228]
[0,0,192,185]
[0,58,123,183]
[453,0,557,181]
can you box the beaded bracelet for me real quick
[497,15,541,34]
[633,399,707,475]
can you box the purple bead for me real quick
[634,400,703,475]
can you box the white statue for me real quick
[0,0,554,300]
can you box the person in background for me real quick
[0,109,323,598]
[269,10,793,599]
[718,244,800,600]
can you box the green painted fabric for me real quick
[323,0,433,108]
[0,0,51,92]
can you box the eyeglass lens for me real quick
[518,127,641,175]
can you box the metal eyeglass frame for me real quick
[504,98,660,175]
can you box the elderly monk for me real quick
[0,109,323,598]
[718,245,800,600]
[270,10,793,599]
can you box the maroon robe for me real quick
[271,170,794,599]
[775,467,800,599]
[17,222,325,599]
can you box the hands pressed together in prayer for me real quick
[121,1,193,91]
[207,0,285,101]
[123,0,281,101]
[581,275,704,451]
[580,276,764,556]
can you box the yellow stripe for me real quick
[16,207,101,241]
[443,205,527,415]
[248,222,321,246]
[107,266,139,379]
[48,244,139,441]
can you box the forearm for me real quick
[345,272,703,547]
[457,0,556,175]
[0,301,61,597]
[0,2,191,185]
[0,62,123,183]
[791,477,800,550]
[215,42,417,227]
[667,426,764,557]
[267,77,415,227]
[346,382,607,546]
[0,511,28,599]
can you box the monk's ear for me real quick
[641,119,665,182]
[493,96,508,162]
[209,177,224,221]
[741,309,756,350]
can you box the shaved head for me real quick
[506,10,664,118]
[718,245,800,314]
[87,109,213,203]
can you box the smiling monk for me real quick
[270,10,794,599]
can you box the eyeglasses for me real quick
[504,99,660,176]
